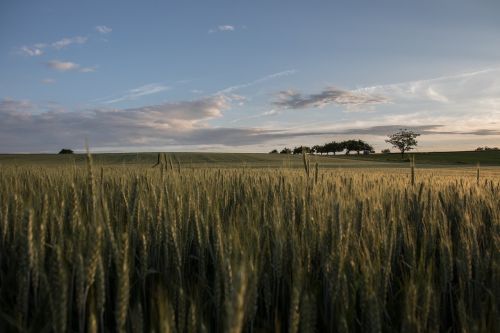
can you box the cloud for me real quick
[0,96,233,151]
[209,25,235,33]
[2,95,499,153]
[95,25,112,34]
[99,83,170,104]
[216,69,296,94]
[18,44,46,56]
[80,66,97,73]
[45,60,80,71]
[273,87,389,109]
[41,78,55,84]
[52,36,88,49]
[354,68,500,103]
[16,33,92,56]
[45,61,96,73]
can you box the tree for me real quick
[325,141,344,155]
[385,129,420,158]
[342,140,360,155]
[311,145,322,155]
[293,146,310,154]
[280,148,292,154]
[269,149,278,154]
[361,141,374,153]
[58,149,74,154]
[381,149,391,154]
[354,140,372,155]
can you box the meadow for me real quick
[0,152,498,332]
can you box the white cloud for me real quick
[100,83,170,104]
[17,35,87,56]
[216,69,296,94]
[95,25,112,34]
[52,36,88,49]
[354,68,500,103]
[209,25,235,33]
[46,60,80,71]
[19,44,46,56]
[80,66,97,73]
[41,78,55,84]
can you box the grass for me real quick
[0,152,393,168]
[337,150,500,166]
[2,150,500,168]
[0,153,498,332]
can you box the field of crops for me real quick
[0,153,498,332]
[340,150,500,166]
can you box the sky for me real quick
[1,0,500,153]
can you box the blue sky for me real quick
[1,0,500,152]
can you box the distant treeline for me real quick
[475,146,499,151]
[270,139,375,155]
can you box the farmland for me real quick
[0,152,498,332]
[338,150,500,166]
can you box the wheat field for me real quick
[0,155,498,332]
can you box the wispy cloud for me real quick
[45,60,80,71]
[209,25,235,33]
[80,66,97,73]
[18,36,87,56]
[354,68,500,103]
[18,44,46,56]
[95,25,112,34]
[51,36,87,49]
[100,83,171,104]
[45,60,96,73]
[273,87,389,109]
[216,69,296,95]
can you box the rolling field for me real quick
[0,152,499,332]
[338,150,500,166]
[0,152,383,168]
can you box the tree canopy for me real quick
[58,149,74,154]
[385,129,420,157]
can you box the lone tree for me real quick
[385,129,420,158]
[58,148,74,154]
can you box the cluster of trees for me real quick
[475,146,499,151]
[270,139,375,155]
[270,129,422,158]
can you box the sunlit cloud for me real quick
[45,60,80,71]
